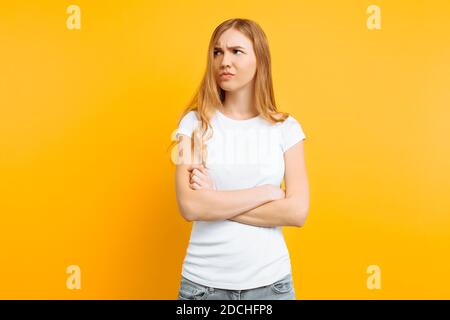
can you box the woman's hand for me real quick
[188,164,216,190]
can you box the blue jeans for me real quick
[177,273,296,300]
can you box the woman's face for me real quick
[213,28,257,92]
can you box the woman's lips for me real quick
[220,74,234,80]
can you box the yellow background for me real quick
[1,0,449,299]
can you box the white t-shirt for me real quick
[175,108,306,290]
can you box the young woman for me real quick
[172,18,309,300]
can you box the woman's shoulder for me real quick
[178,110,201,127]
[273,112,306,151]
[272,112,301,127]
[176,110,201,139]
[182,110,199,120]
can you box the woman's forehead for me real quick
[215,29,252,48]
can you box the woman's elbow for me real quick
[291,203,309,227]
[182,209,197,222]
[293,210,309,227]
[177,198,198,222]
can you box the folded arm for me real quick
[229,140,310,228]
[174,134,283,222]
[227,196,303,228]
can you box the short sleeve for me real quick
[175,111,200,139]
[281,116,306,152]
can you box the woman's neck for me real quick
[221,82,258,119]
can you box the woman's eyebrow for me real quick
[214,45,246,50]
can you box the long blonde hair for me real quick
[169,18,290,166]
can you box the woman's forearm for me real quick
[228,196,306,228]
[185,185,279,222]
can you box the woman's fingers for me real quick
[188,165,214,190]
[188,164,205,172]
[189,170,206,188]
[197,166,209,176]
[192,168,207,180]
[190,174,202,184]
[190,182,201,190]
[189,168,208,185]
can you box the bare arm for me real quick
[227,197,301,228]
[229,140,310,228]
[175,134,283,222]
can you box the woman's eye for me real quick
[213,50,242,56]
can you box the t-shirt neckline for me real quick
[215,109,261,124]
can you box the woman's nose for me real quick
[221,52,232,67]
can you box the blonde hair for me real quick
[169,18,290,166]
